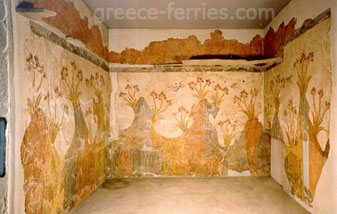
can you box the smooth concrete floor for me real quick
[71,177,309,214]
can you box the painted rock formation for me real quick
[21,109,47,214]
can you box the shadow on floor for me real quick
[102,178,130,190]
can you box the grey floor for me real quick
[71,177,309,214]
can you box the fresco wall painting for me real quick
[16,1,332,212]
[112,70,270,178]
[19,29,112,213]
[109,14,332,211]
[264,18,331,206]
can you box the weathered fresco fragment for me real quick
[18,0,110,61]
[264,17,331,206]
[109,18,297,65]
[19,0,298,66]
[112,70,270,177]
[19,26,112,213]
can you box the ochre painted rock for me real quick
[21,109,48,214]
[244,118,263,176]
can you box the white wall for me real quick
[266,0,337,213]
[109,29,264,52]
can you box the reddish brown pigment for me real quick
[22,0,298,65]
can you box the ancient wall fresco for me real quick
[110,69,270,177]
[18,25,112,213]
[264,18,331,207]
